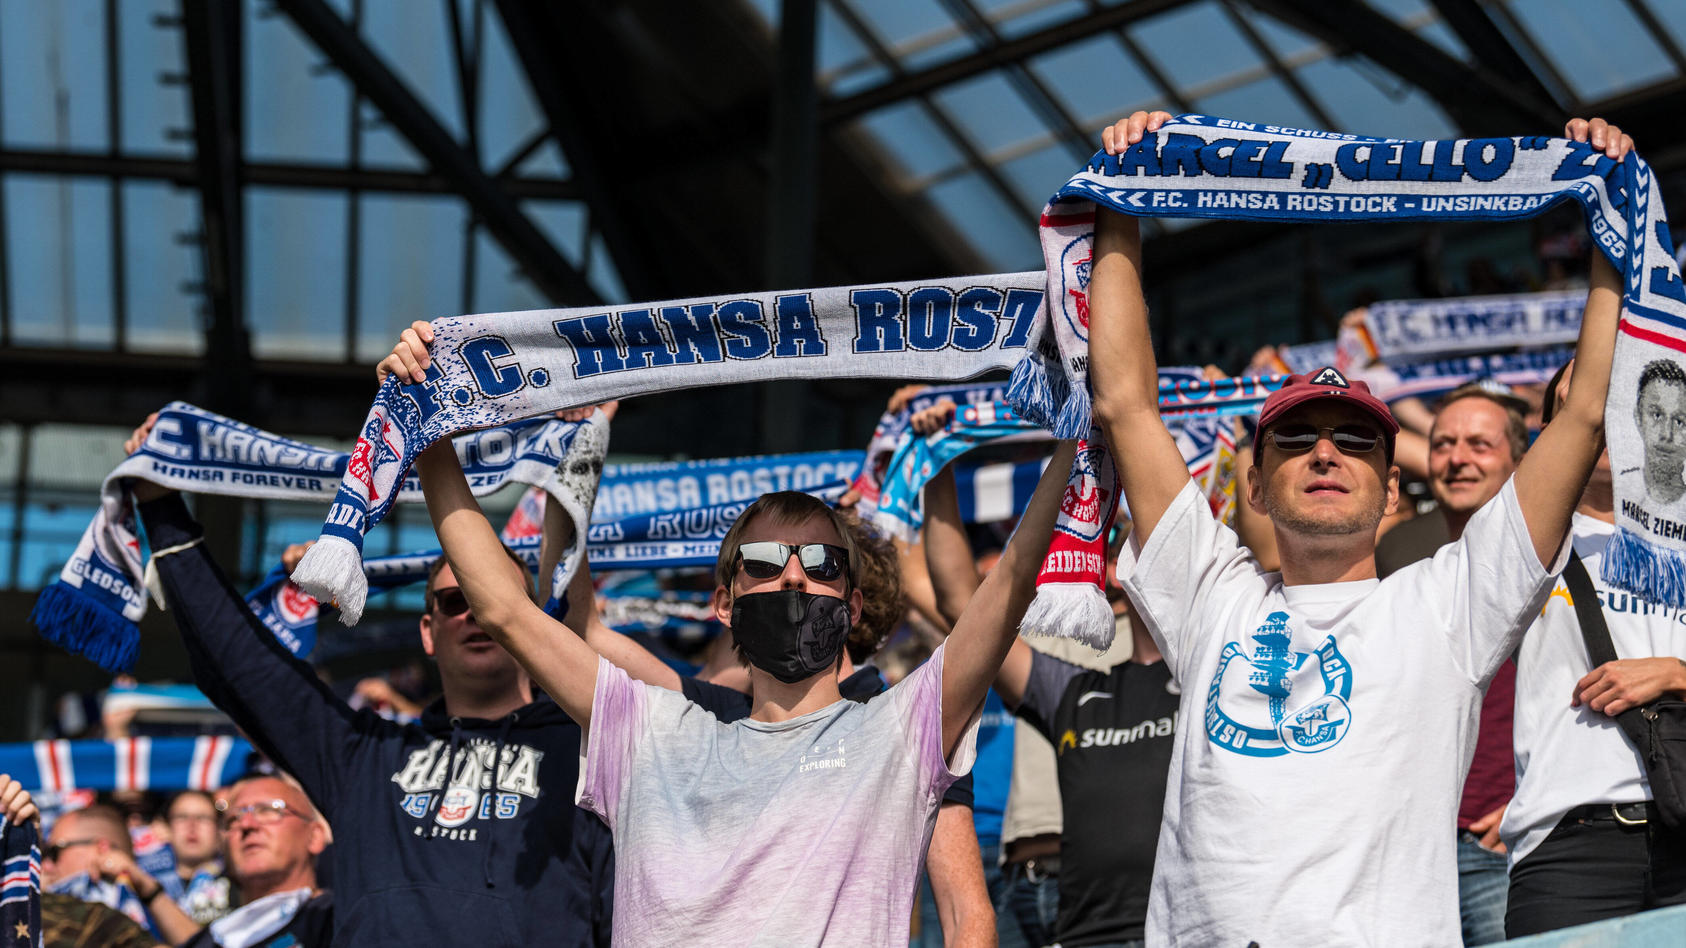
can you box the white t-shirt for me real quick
[1501,513,1686,865]
[1118,478,1563,947]
[576,643,979,947]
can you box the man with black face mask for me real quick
[393,309,1076,947]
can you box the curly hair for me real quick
[836,510,904,664]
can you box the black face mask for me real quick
[731,590,853,684]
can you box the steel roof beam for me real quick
[275,0,598,304]
[1245,0,1559,134]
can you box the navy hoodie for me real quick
[139,494,612,947]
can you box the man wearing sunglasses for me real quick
[122,415,613,948]
[182,777,331,947]
[389,308,1077,943]
[1088,110,1628,945]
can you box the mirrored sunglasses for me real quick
[736,541,849,583]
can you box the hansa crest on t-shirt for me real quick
[1205,610,1354,757]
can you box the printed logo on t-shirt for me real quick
[1205,611,1354,758]
[390,737,545,840]
[799,738,847,774]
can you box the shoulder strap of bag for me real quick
[1561,552,1651,751]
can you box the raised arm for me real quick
[418,443,601,726]
[1512,117,1631,567]
[384,323,602,727]
[1090,111,1193,546]
[924,459,1035,710]
[940,440,1076,758]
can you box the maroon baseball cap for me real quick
[1257,366,1400,442]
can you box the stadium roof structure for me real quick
[0,0,1681,454]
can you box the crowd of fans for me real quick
[1,112,1680,948]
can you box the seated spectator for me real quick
[182,776,332,948]
[40,800,200,944]
[2,774,166,948]
[160,791,235,925]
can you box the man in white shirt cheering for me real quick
[1089,110,1629,946]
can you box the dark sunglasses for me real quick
[432,586,471,616]
[43,838,101,862]
[737,541,849,583]
[1267,424,1383,456]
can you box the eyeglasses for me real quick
[43,838,100,862]
[1267,424,1383,456]
[216,799,304,833]
[431,586,471,617]
[736,542,849,583]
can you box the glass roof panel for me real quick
[527,200,590,269]
[1128,2,1263,92]
[587,233,630,304]
[983,0,1089,41]
[922,170,1040,271]
[1245,10,1322,61]
[817,2,891,97]
[246,0,350,163]
[472,229,548,314]
[1028,34,1158,126]
[354,194,466,362]
[363,1,464,141]
[853,102,967,181]
[932,71,1049,158]
[1196,75,1321,134]
[0,0,109,151]
[842,0,978,73]
[479,7,550,173]
[1293,56,1454,140]
[4,177,114,347]
[1649,0,1686,54]
[119,0,192,156]
[999,141,1082,210]
[247,187,349,359]
[123,181,205,354]
[1503,0,1676,101]
[1351,0,1470,60]
[517,139,571,178]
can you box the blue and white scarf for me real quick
[1,816,40,948]
[290,274,1048,618]
[1009,114,1683,608]
[45,874,154,934]
[31,403,605,671]
[0,736,252,793]
[593,451,863,522]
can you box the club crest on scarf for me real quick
[1207,611,1354,758]
[1057,443,1110,542]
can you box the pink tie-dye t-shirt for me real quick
[576,643,977,946]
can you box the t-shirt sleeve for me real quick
[576,656,641,828]
[1416,477,1569,686]
[1117,479,1267,682]
[889,643,981,800]
[1016,650,1086,741]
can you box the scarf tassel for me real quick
[291,535,370,626]
[1603,529,1686,609]
[30,582,138,673]
[1019,580,1116,650]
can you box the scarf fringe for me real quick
[30,582,138,673]
[1006,354,1056,430]
[1019,582,1116,650]
[290,536,369,626]
[1053,385,1092,440]
[1603,528,1686,609]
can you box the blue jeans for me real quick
[915,843,1051,947]
[1458,831,1509,946]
